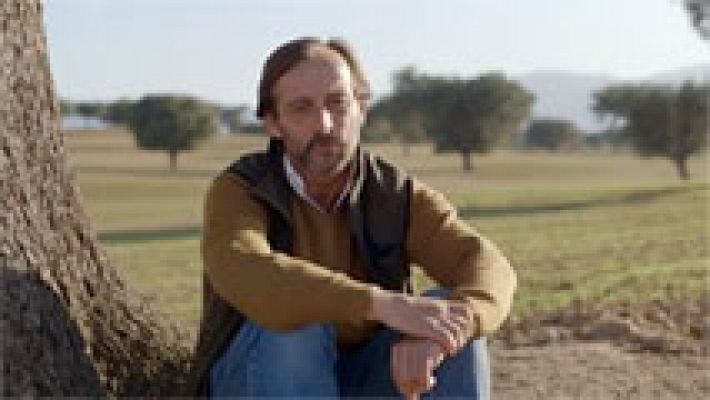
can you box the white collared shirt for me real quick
[283,156,351,213]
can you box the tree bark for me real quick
[1,1,190,396]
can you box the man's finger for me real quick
[392,344,404,391]
[426,375,437,393]
[401,379,427,399]
[449,302,477,329]
[424,357,438,393]
[427,318,457,354]
[393,344,419,397]
[437,316,466,353]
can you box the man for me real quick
[190,37,516,399]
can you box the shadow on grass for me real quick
[459,185,705,219]
[98,225,201,244]
[78,166,218,178]
[98,185,707,243]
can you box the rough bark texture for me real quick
[1,1,191,396]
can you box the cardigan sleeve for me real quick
[406,178,517,337]
[201,171,374,331]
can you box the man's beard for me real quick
[296,134,353,179]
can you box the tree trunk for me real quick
[673,156,690,180]
[1,1,190,396]
[461,149,473,172]
[169,149,178,172]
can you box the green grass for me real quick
[65,128,710,331]
[106,238,203,329]
[409,183,710,314]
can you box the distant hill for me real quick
[647,64,710,84]
[516,64,710,134]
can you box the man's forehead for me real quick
[273,51,353,98]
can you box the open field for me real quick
[65,128,709,327]
[64,127,709,397]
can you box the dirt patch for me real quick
[498,297,709,354]
[490,297,709,398]
[490,340,709,399]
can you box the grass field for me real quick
[64,128,709,332]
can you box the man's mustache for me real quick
[302,134,343,155]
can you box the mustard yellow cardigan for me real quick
[202,171,516,347]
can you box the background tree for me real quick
[1,0,189,396]
[219,105,247,134]
[524,118,585,151]
[103,98,136,125]
[75,101,107,119]
[361,115,396,142]
[415,73,534,171]
[129,95,218,172]
[365,67,430,154]
[369,68,534,171]
[435,73,533,171]
[682,0,710,40]
[59,98,75,116]
[366,100,427,155]
[593,82,709,179]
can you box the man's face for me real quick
[265,52,365,181]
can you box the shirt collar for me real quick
[283,155,353,213]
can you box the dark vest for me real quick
[189,140,413,395]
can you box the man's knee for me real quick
[210,322,339,397]
[248,322,337,369]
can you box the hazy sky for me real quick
[44,0,708,107]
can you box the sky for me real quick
[44,0,709,108]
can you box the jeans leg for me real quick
[337,327,402,398]
[421,288,491,400]
[209,320,339,398]
[423,337,490,400]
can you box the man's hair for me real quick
[256,37,371,119]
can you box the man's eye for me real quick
[329,98,349,111]
[290,103,311,113]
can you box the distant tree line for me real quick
[365,67,707,178]
[61,75,707,178]
[524,119,585,152]
[59,98,257,134]
[56,1,707,177]
[60,96,267,171]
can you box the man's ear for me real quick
[263,114,282,139]
[357,100,369,126]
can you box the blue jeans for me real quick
[210,290,490,399]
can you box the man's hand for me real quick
[391,337,447,400]
[368,289,477,356]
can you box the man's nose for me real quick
[314,108,334,135]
